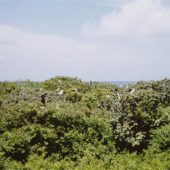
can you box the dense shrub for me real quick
[0,77,170,169]
[148,123,170,153]
[111,80,170,152]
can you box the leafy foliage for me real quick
[111,80,170,152]
[148,122,170,153]
[0,77,170,169]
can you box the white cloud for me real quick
[0,25,97,81]
[0,0,170,81]
[82,0,170,37]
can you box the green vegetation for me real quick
[0,77,170,169]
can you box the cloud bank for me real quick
[0,25,97,81]
[0,0,170,81]
[83,0,170,37]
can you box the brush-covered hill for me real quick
[0,77,170,170]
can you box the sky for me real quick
[0,0,170,81]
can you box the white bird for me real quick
[58,90,64,95]
[117,91,121,100]
[130,88,135,94]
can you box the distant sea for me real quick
[111,81,136,87]
[99,81,136,87]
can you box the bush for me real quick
[110,83,170,152]
[0,77,170,169]
[148,123,170,153]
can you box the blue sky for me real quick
[0,0,170,81]
[0,1,116,36]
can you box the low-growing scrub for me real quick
[0,77,170,169]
